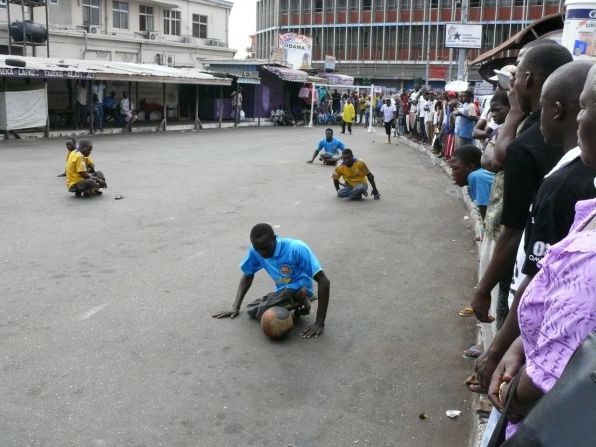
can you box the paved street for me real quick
[1,127,479,447]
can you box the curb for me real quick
[397,135,487,447]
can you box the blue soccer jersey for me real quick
[240,237,323,296]
[317,138,345,156]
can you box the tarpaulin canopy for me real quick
[262,65,309,83]
[317,73,354,86]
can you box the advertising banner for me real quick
[445,24,483,49]
[278,33,313,69]
[561,3,596,61]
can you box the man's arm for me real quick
[333,178,341,191]
[473,118,489,139]
[212,274,254,319]
[301,270,330,338]
[366,172,380,198]
[308,146,321,163]
[475,274,531,390]
[471,226,523,322]
[493,92,526,171]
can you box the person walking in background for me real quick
[341,98,355,135]
[120,92,138,132]
[91,81,106,132]
[454,90,479,149]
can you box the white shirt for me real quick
[120,98,133,113]
[92,83,105,103]
[77,85,87,106]
[380,103,396,123]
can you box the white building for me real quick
[0,0,235,68]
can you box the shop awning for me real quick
[206,69,261,85]
[307,75,328,84]
[262,65,309,83]
[471,13,564,65]
[0,55,232,86]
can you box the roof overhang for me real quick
[471,13,564,65]
[262,65,309,83]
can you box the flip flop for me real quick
[458,306,475,317]
[114,194,125,200]
[463,345,483,359]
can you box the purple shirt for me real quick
[507,198,596,437]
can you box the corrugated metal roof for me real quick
[0,55,232,86]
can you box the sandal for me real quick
[463,345,483,359]
[458,305,475,317]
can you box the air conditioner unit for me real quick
[160,53,174,67]
[88,25,101,34]
[206,38,217,46]
[148,31,160,40]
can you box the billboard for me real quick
[279,33,313,69]
[445,24,482,49]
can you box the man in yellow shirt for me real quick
[332,149,380,200]
[66,140,106,197]
[341,97,355,135]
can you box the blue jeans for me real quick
[94,103,103,130]
[337,183,368,200]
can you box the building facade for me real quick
[0,0,235,68]
[255,0,565,85]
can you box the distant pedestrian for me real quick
[341,98,355,135]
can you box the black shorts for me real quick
[384,120,394,135]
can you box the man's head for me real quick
[448,99,458,111]
[489,90,511,125]
[79,139,93,157]
[385,98,391,105]
[250,223,277,258]
[578,64,596,167]
[429,91,435,99]
[110,91,116,98]
[450,144,482,187]
[346,97,352,104]
[539,61,594,146]
[513,43,573,114]
[341,148,354,166]
[65,138,76,151]
[415,84,421,91]
[122,91,128,99]
[460,90,473,103]
[325,128,333,140]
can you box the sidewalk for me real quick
[396,135,489,447]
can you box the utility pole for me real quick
[424,2,432,88]
[456,0,469,81]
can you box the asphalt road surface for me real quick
[0,126,479,447]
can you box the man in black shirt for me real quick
[470,43,573,326]
[473,60,594,393]
[331,89,341,115]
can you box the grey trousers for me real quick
[337,183,368,200]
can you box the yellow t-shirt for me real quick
[333,159,370,187]
[342,103,356,123]
[85,155,95,171]
[66,151,88,189]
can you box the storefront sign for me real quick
[0,68,95,79]
[429,65,448,80]
[324,55,336,70]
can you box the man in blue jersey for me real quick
[307,128,345,165]
[212,223,331,338]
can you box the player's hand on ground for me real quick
[372,190,381,200]
[300,322,324,338]
[212,308,240,319]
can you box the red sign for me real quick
[429,65,448,80]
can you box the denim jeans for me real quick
[94,103,103,130]
[337,183,368,200]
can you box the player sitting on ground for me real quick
[307,128,345,165]
[66,139,107,197]
[333,149,381,200]
[212,223,330,338]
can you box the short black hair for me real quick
[250,223,275,240]
[325,128,333,133]
[453,144,481,168]
[520,44,573,82]
[79,139,92,150]
[343,148,353,156]
[490,90,510,107]
[66,137,76,144]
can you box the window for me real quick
[291,0,300,12]
[192,14,208,38]
[139,5,154,32]
[49,0,58,4]
[349,0,359,10]
[470,0,481,6]
[402,0,411,9]
[82,0,100,26]
[387,0,397,8]
[440,0,451,7]
[112,1,128,29]
[363,0,372,10]
[163,10,180,35]
[315,0,323,12]
[280,0,289,13]
[430,0,438,7]
[337,0,347,11]
[413,0,423,8]
[303,0,311,12]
